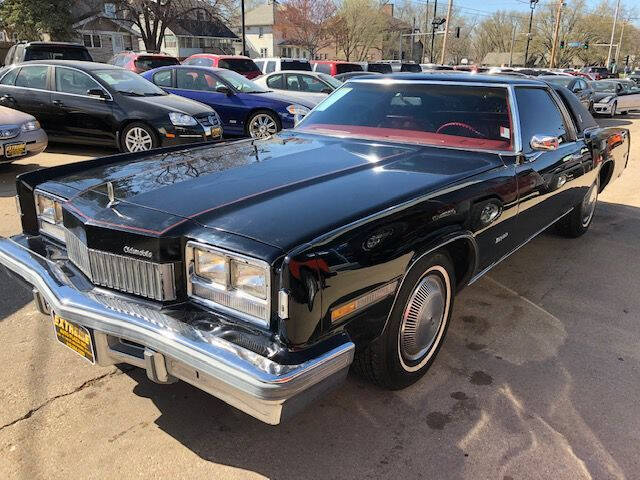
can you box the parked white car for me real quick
[254,57,312,74]
[253,70,341,104]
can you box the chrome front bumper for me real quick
[0,236,354,425]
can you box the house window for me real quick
[258,27,264,38]
[0,32,5,42]
[165,35,177,48]
[179,37,193,48]
[83,34,102,48]
[197,9,205,21]
[198,37,206,48]
[260,48,268,57]
[295,47,299,57]
[104,3,116,18]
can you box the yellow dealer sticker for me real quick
[52,315,95,364]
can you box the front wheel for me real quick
[120,122,158,153]
[610,102,617,118]
[556,177,599,237]
[246,111,280,139]
[353,251,455,389]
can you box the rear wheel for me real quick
[120,122,158,153]
[353,252,455,389]
[556,177,599,237]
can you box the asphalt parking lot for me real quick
[0,117,639,479]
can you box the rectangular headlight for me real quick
[186,242,271,327]
[34,190,66,243]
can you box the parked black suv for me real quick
[2,42,93,66]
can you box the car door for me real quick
[513,86,594,243]
[0,65,56,130]
[50,66,115,144]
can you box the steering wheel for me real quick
[436,122,485,138]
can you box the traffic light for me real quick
[455,27,460,38]
[583,41,588,49]
[560,41,565,49]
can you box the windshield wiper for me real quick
[117,90,145,97]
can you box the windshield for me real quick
[95,69,166,96]
[134,56,179,71]
[25,46,92,62]
[336,63,363,74]
[217,69,267,93]
[593,81,617,93]
[218,58,259,73]
[281,60,312,71]
[318,73,342,89]
[543,76,573,88]
[298,83,513,151]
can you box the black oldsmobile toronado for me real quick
[0,74,630,424]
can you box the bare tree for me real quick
[277,0,336,59]
[113,0,234,52]
[333,0,389,61]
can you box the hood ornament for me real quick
[106,181,119,208]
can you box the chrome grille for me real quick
[0,125,20,139]
[65,230,177,301]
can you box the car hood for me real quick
[592,92,616,102]
[132,93,212,115]
[0,105,33,124]
[57,133,503,251]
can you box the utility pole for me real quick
[241,0,246,56]
[524,0,539,67]
[614,19,625,65]
[430,0,438,63]
[508,24,517,67]
[549,0,564,68]
[606,0,621,69]
[410,17,416,61]
[422,1,429,63]
[399,30,403,60]
[439,0,453,65]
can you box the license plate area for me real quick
[4,142,26,158]
[52,314,95,364]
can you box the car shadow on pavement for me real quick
[121,199,640,479]
[0,266,32,320]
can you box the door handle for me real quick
[52,99,63,106]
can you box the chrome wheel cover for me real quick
[581,181,598,227]
[125,127,153,152]
[248,113,278,138]
[398,266,451,372]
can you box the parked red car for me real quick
[182,54,262,79]
[108,51,180,73]
[311,60,364,76]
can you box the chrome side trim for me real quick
[468,208,574,285]
[0,236,355,425]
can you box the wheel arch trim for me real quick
[377,231,478,340]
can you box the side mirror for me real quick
[321,88,333,94]
[572,85,581,93]
[530,135,559,151]
[215,85,232,95]
[87,88,107,99]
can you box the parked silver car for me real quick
[0,105,48,163]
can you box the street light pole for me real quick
[606,0,621,69]
[523,0,539,67]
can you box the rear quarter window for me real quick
[314,63,331,74]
